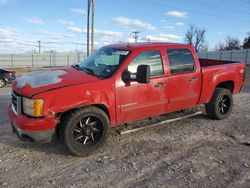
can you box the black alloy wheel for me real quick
[62,106,110,156]
[73,116,103,146]
[205,88,233,120]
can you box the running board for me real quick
[117,111,203,135]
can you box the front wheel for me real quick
[205,88,233,120]
[61,106,110,156]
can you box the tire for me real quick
[205,88,233,120]
[61,106,110,156]
[0,79,5,88]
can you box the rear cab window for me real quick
[167,48,195,74]
[128,50,164,77]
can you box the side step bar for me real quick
[117,111,203,135]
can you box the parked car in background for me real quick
[0,68,16,88]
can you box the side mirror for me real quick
[136,65,150,83]
[121,65,150,84]
[121,70,131,83]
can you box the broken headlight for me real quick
[22,97,44,117]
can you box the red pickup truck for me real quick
[8,42,246,156]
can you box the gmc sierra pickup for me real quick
[8,42,246,156]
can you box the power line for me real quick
[184,0,250,15]
[239,0,250,4]
[0,40,87,45]
[135,0,250,23]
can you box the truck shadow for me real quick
[1,115,208,157]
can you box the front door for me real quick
[115,50,168,124]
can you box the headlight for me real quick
[22,97,44,117]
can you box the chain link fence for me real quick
[199,49,250,64]
[0,53,86,68]
[0,49,249,68]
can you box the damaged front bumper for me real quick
[8,104,58,143]
[11,124,55,143]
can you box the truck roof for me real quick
[106,42,192,50]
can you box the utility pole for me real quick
[87,0,91,56]
[91,0,94,53]
[38,40,41,53]
[132,31,140,43]
[87,0,94,56]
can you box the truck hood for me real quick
[13,66,99,97]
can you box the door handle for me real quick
[189,77,199,82]
[154,82,166,88]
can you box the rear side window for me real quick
[128,50,164,77]
[167,48,195,74]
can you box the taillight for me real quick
[5,72,13,76]
[243,67,246,82]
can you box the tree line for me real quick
[184,25,250,52]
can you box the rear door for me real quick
[166,48,202,112]
[115,49,168,124]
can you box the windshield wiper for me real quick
[71,64,83,70]
[81,66,100,78]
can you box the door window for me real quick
[128,50,164,77]
[167,48,195,74]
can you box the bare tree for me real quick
[185,25,206,52]
[216,36,241,51]
[214,42,225,51]
[243,32,250,49]
[224,36,241,50]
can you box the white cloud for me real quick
[58,19,75,27]
[70,8,87,15]
[0,27,182,53]
[111,16,156,30]
[0,0,15,6]
[176,22,184,26]
[218,31,225,35]
[95,29,123,38]
[66,26,125,47]
[162,25,176,29]
[33,29,74,40]
[161,19,166,23]
[67,26,123,38]
[166,11,187,18]
[0,27,38,53]
[145,33,182,42]
[67,26,84,33]
[25,17,44,25]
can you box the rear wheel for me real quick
[61,106,110,156]
[205,88,233,120]
[0,79,5,88]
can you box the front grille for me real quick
[12,92,22,114]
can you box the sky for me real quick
[0,0,249,53]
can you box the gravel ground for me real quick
[0,66,249,187]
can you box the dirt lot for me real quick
[0,67,250,187]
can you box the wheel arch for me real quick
[216,80,234,93]
[55,104,111,138]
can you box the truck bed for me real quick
[198,59,245,105]
[199,58,241,67]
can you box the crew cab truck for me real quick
[8,43,246,156]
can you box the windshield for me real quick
[75,47,130,79]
